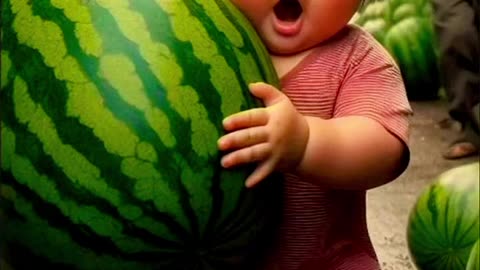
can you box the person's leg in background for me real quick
[432,0,480,159]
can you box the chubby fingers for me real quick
[218,126,268,151]
[222,108,269,131]
[245,159,276,188]
[249,82,284,107]
[220,143,271,169]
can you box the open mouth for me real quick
[273,0,303,22]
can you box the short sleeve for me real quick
[334,31,413,145]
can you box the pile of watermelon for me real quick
[407,162,479,270]
[354,0,440,101]
[0,0,281,269]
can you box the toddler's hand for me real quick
[218,82,309,188]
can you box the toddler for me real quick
[218,0,413,269]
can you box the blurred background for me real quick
[352,0,479,269]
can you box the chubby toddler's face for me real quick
[231,0,360,55]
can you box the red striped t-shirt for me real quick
[260,25,412,270]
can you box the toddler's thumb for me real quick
[249,82,283,107]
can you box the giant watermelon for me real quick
[354,0,440,101]
[0,0,281,269]
[407,162,480,270]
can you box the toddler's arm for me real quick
[296,114,409,189]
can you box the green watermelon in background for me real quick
[354,0,441,101]
[407,162,480,270]
[0,0,282,269]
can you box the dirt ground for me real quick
[366,100,479,270]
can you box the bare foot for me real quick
[443,141,478,159]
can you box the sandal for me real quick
[443,141,479,159]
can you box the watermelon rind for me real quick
[0,0,281,269]
[407,162,480,270]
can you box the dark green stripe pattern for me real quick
[407,163,479,270]
[0,0,281,269]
